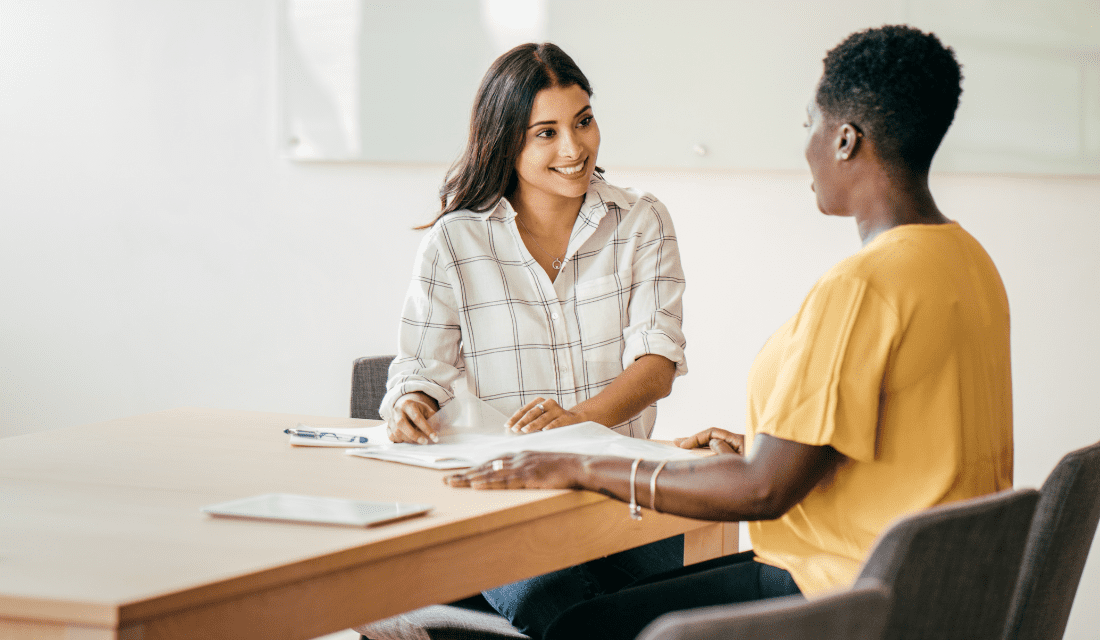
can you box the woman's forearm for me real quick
[574,435,843,522]
[576,455,773,521]
[446,432,842,523]
[571,354,677,427]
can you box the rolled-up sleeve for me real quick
[379,231,465,421]
[756,274,897,462]
[621,196,688,376]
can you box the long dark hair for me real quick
[418,43,596,229]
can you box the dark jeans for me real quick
[481,535,685,640]
[543,550,801,640]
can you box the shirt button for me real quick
[551,312,560,320]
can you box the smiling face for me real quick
[511,83,600,213]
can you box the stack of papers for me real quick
[288,393,698,470]
[345,422,699,470]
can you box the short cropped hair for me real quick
[816,25,962,172]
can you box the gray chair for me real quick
[858,488,1040,640]
[1002,440,1100,640]
[355,603,528,640]
[637,489,1038,640]
[351,355,396,420]
[636,578,891,640]
[349,355,528,640]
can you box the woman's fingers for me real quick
[675,428,745,454]
[674,429,722,449]
[709,438,737,454]
[518,399,562,433]
[389,411,427,443]
[445,455,523,488]
[506,398,579,433]
[507,398,551,432]
[443,452,581,489]
[506,398,544,430]
[388,397,439,444]
[535,412,583,431]
[722,432,746,455]
[444,473,472,487]
[405,401,440,443]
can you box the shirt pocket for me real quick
[575,275,626,363]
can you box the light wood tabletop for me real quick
[0,408,735,640]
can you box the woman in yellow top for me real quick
[445,24,1013,640]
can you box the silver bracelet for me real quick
[629,458,643,520]
[650,460,669,512]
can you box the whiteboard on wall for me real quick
[277,0,1100,174]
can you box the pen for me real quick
[284,427,368,444]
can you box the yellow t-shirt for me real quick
[747,222,1013,596]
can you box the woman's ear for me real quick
[836,123,863,161]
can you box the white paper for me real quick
[347,419,698,470]
[287,391,508,449]
[293,394,697,469]
[427,391,512,436]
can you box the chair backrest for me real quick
[857,488,1039,640]
[635,578,891,640]
[1002,440,1100,640]
[350,355,395,420]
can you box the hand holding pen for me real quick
[388,392,440,444]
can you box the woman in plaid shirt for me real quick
[380,44,687,448]
[377,43,689,638]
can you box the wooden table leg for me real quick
[683,521,739,565]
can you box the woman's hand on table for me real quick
[388,392,441,444]
[444,451,585,490]
[506,397,585,433]
[674,428,746,456]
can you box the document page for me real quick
[342,394,698,469]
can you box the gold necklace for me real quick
[517,217,566,271]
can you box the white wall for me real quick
[1,2,1097,637]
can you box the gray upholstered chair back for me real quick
[351,355,395,420]
[635,578,891,640]
[355,603,528,640]
[1002,440,1100,640]
[857,488,1039,640]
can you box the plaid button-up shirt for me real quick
[380,175,687,438]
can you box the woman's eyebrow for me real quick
[528,105,593,129]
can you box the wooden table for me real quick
[0,408,736,640]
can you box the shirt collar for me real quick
[480,198,513,221]
[480,172,619,223]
